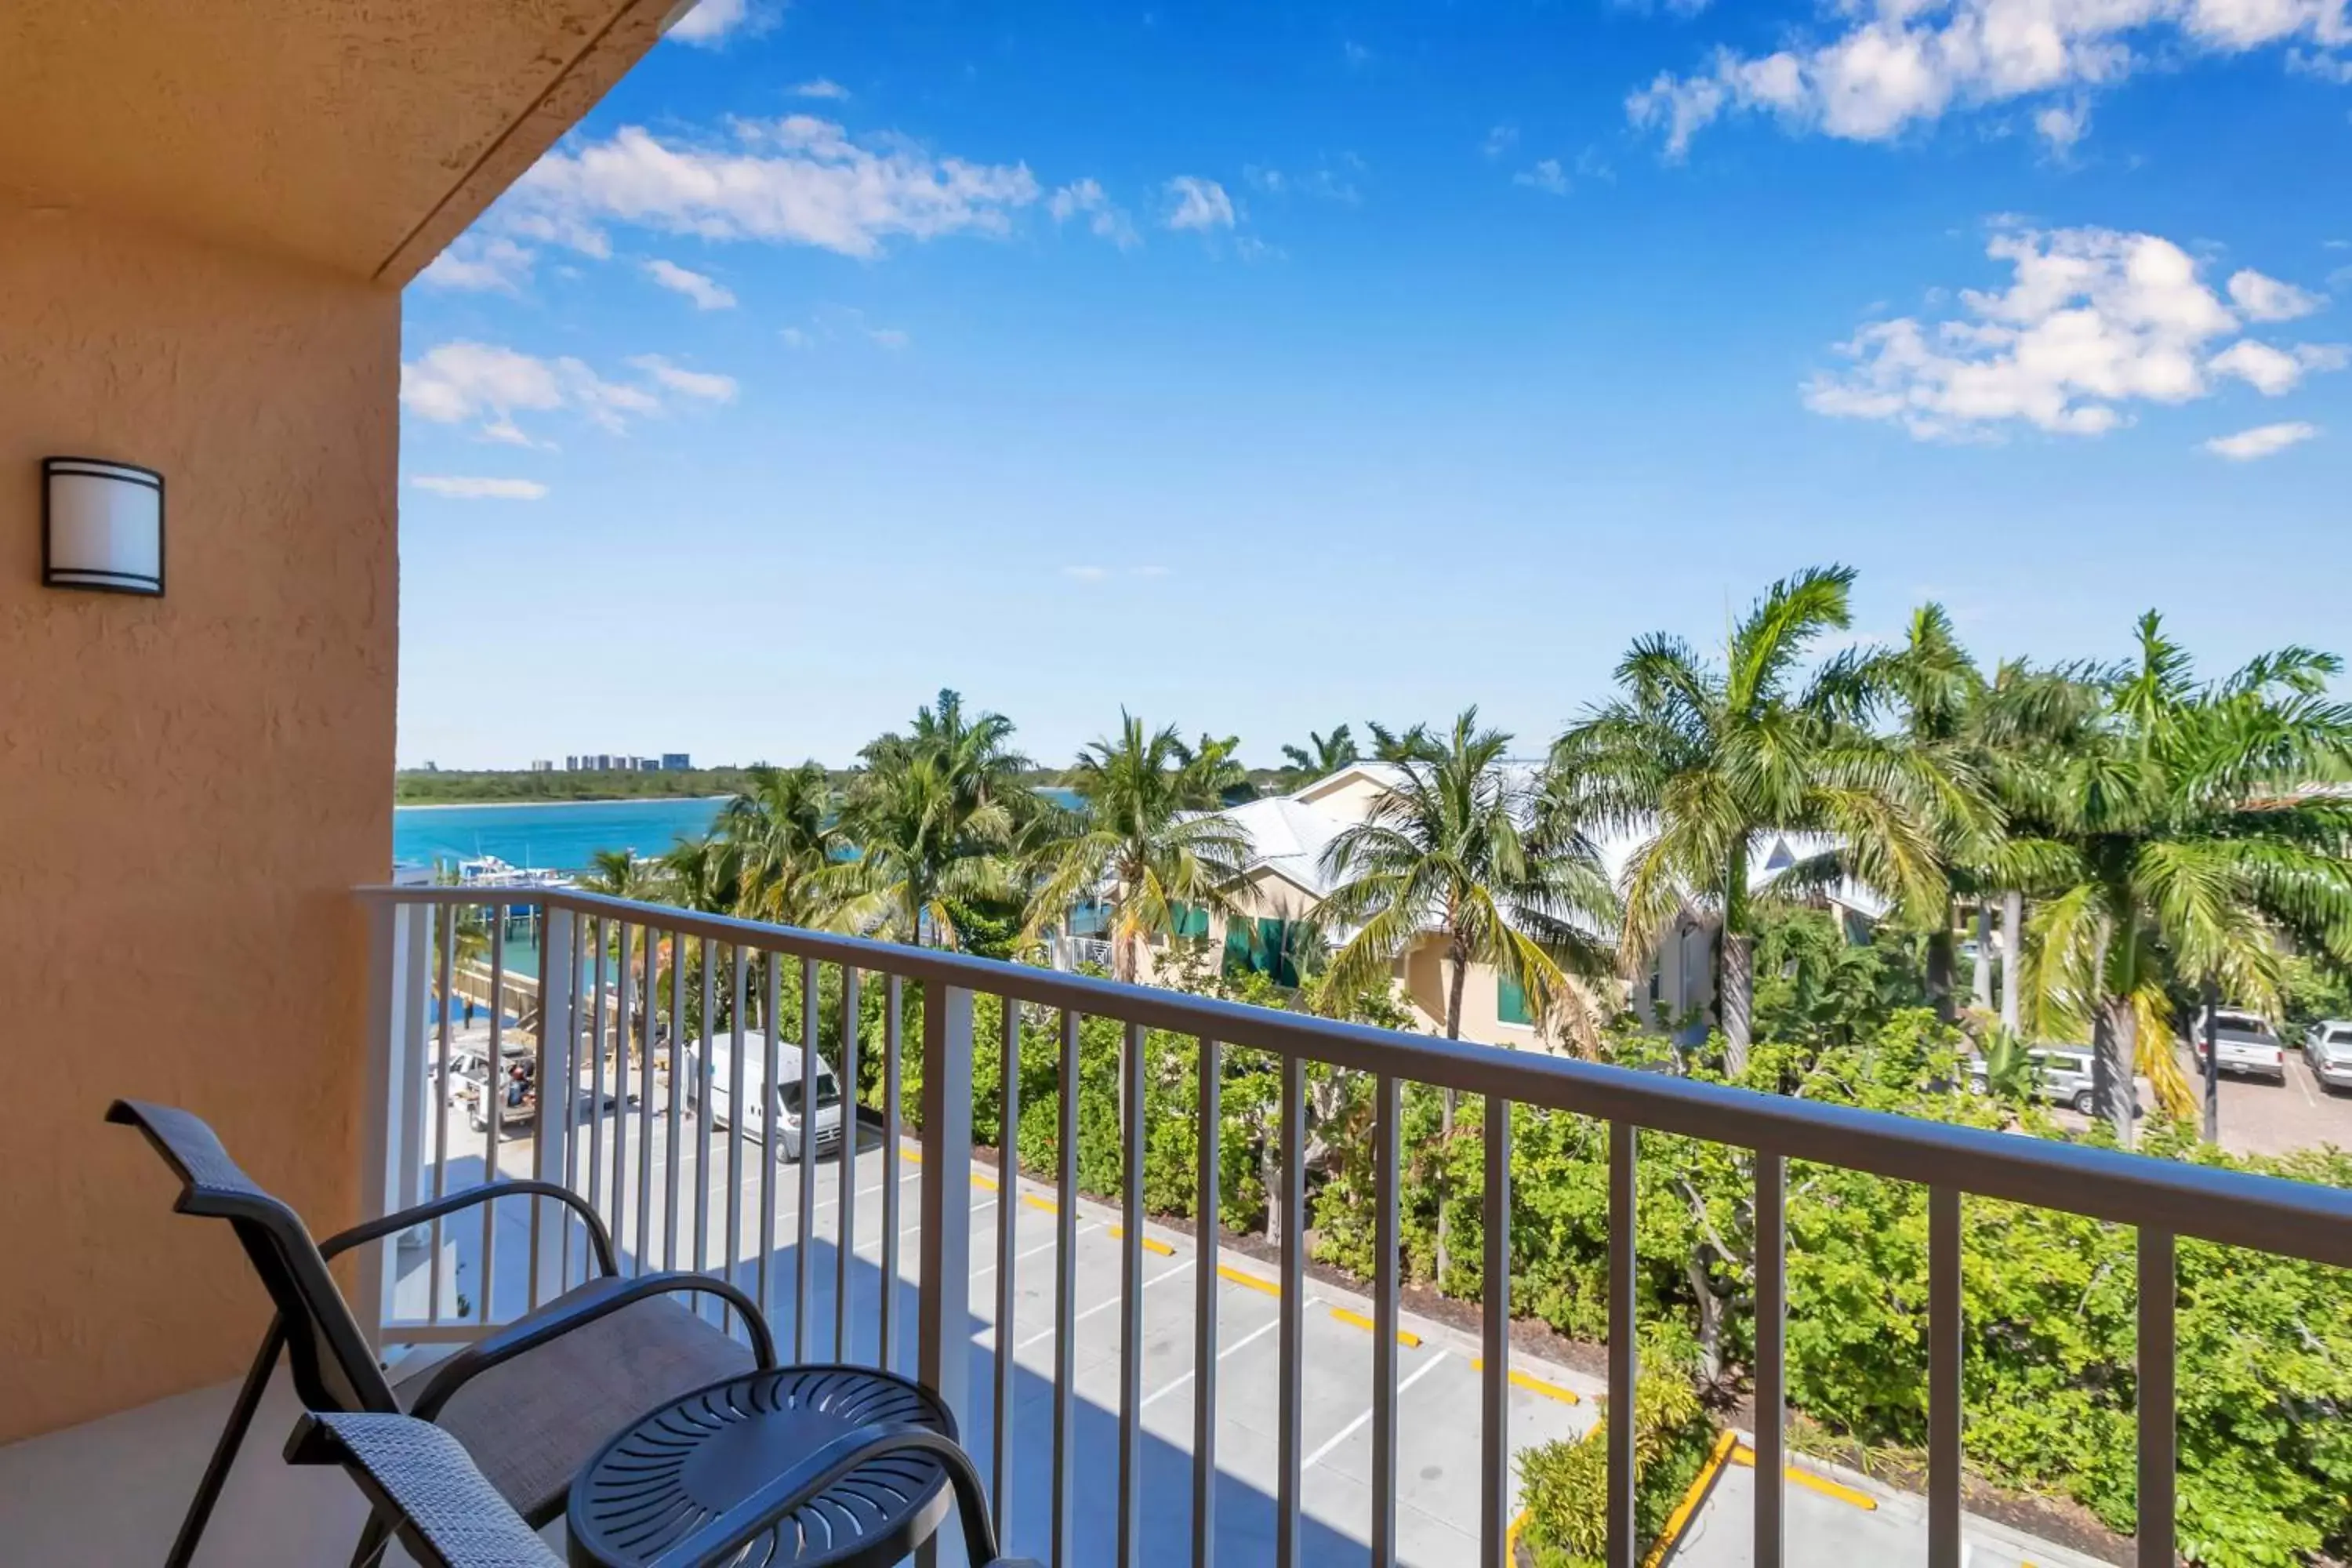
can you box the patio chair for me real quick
[286,1411,1044,1568]
[108,1099,776,1568]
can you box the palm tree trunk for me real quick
[1719,930,1754,1076]
[2093,995,2136,1147]
[1436,947,1469,1286]
[1999,891,2023,1033]
[1971,906,1994,1010]
[1926,911,1955,1025]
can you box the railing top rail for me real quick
[360,883,2352,1269]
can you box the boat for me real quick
[452,854,573,891]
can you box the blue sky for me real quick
[397,0,2352,770]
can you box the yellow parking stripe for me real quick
[1021,1192,1059,1214]
[1506,1508,1526,1562]
[1218,1265,1281,1296]
[1468,1358,1583,1405]
[1642,1427,1740,1568]
[971,1172,998,1191]
[1328,1307,1422,1347]
[1729,1444,1878,1512]
[1109,1226,1176,1256]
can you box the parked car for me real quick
[681,1032,845,1160]
[2191,1008,2288,1083]
[1968,1044,2151,1119]
[2304,1019,2352,1093]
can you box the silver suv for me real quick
[1969,1045,2150,1119]
[2304,1020,2352,1093]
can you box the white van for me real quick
[681,1032,846,1160]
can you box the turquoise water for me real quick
[393,797,726,874]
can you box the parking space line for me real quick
[975,1221,1102,1283]
[1109,1225,1176,1256]
[1013,1258,1196,1351]
[972,1172,999,1191]
[1021,1192,1059,1214]
[1643,1428,1740,1568]
[1300,1350,1450,1470]
[1218,1265,1279,1296]
[1140,1301,1309,1409]
[1729,1444,1878,1511]
[1468,1358,1582,1405]
[1330,1306,1421,1347]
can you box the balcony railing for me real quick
[357,883,2352,1568]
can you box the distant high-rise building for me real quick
[564,754,581,771]
[639,757,661,771]
[529,760,555,772]
[662,753,691,771]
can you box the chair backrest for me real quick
[108,1100,397,1415]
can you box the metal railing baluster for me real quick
[612,924,633,1274]
[724,944,746,1333]
[919,985,977,1454]
[993,996,1020,1544]
[531,906,575,1310]
[638,929,659,1274]
[1192,1037,1221,1568]
[1480,1094,1512,1568]
[696,941,717,1290]
[1371,1072,1402,1568]
[1276,1052,1305,1568]
[1117,1020,1145,1568]
[1755,1152,1787,1568]
[1928,1185,1963,1568]
[1051,1008,1080,1568]
[430,908,454,1323]
[837,966,862,1360]
[881,974,903,1374]
[797,955,820,1363]
[663,933,684,1271]
[1606,1120,1637,1568]
[760,951,782,1322]
[2138,1227,2176,1567]
[481,906,505,1321]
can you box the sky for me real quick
[396,0,2352,771]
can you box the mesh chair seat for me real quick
[400,1287,755,1521]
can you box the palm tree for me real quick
[1319,708,1620,1280]
[1278,724,1361,789]
[844,691,1033,949]
[1553,566,1948,1073]
[2017,615,2352,1140]
[1024,714,1254,982]
[577,848,667,903]
[719,761,866,931]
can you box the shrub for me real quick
[1518,1339,1715,1567]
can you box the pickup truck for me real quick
[2192,1009,2287,1083]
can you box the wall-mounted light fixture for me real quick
[44,456,165,597]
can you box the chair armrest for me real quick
[646,1422,1000,1568]
[404,1272,776,1425]
[320,1180,617,1278]
[286,1413,561,1568]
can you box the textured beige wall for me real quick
[0,204,397,1442]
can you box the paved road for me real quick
[388,1069,2103,1566]
[2186,1046,2352,1159]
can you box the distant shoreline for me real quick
[394,795,734,812]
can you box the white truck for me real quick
[682,1032,847,1160]
[2193,1009,2288,1083]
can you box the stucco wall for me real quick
[0,204,397,1441]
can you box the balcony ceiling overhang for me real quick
[0,0,676,284]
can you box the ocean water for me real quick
[393,797,727,874]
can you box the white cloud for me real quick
[1483,125,1520,158]
[1164,176,1236,232]
[791,78,851,100]
[418,236,535,292]
[410,475,550,500]
[2203,420,2319,459]
[1047,179,1141,249]
[2034,100,2091,151]
[779,326,813,350]
[2228,267,2325,321]
[643,259,738,310]
[511,118,1040,260]
[1344,39,1373,68]
[627,354,739,402]
[867,327,911,350]
[1629,0,2352,157]
[1061,564,1111,582]
[402,341,725,438]
[1061,564,1167,583]
[1514,158,1572,194]
[1235,235,1287,263]
[1804,223,2350,440]
[666,0,766,46]
[779,307,911,351]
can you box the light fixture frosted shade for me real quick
[44,457,165,596]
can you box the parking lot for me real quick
[395,1065,2109,1566]
[2181,1045,2352,1160]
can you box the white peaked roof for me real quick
[1217,792,1356,898]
